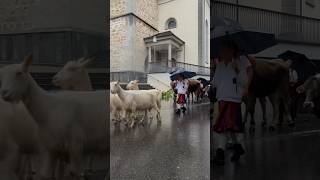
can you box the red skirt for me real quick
[177,94,186,104]
[213,101,243,133]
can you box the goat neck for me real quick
[76,70,93,91]
[115,85,127,102]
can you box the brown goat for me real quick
[244,58,294,132]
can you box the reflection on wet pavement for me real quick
[110,101,210,180]
[212,100,320,180]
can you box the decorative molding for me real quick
[110,13,159,32]
[306,0,315,8]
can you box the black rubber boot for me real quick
[181,107,187,113]
[226,142,234,150]
[231,144,245,162]
[176,109,181,115]
[213,148,225,166]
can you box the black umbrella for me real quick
[170,69,196,81]
[197,78,210,87]
[278,50,309,61]
[211,29,277,58]
[169,67,183,74]
[211,16,277,58]
[278,50,320,81]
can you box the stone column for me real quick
[148,46,152,62]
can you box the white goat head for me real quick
[302,76,320,109]
[110,81,121,94]
[0,55,33,103]
[52,57,93,89]
[126,80,139,90]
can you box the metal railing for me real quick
[212,1,320,44]
[148,60,210,76]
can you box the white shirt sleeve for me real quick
[292,70,298,83]
[240,56,252,69]
[212,64,220,88]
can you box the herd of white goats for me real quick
[0,55,164,179]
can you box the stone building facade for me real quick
[110,0,210,82]
[110,0,158,76]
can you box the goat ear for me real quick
[80,58,94,67]
[22,54,33,72]
[135,80,139,83]
[78,57,86,63]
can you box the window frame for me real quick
[166,18,177,30]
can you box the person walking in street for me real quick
[211,39,253,166]
[288,59,299,120]
[288,60,298,85]
[175,74,189,115]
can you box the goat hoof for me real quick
[269,126,275,132]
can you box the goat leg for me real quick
[268,94,279,131]
[282,98,295,128]
[259,97,267,127]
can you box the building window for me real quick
[166,18,177,29]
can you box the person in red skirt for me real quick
[175,74,189,114]
[212,39,253,166]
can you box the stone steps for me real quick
[119,83,155,90]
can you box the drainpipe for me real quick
[236,0,239,22]
[300,0,302,16]
[184,45,186,64]
[300,0,303,33]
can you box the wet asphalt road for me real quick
[110,98,320,180]
[212,100,320,180]
[110,100,210,180]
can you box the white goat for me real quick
[0,92,40,179]
[52,57,111,176]
[52,57,124,123]
[110,94,125,123]
[126,80,162,124]
[126,80,139,90]
[110,81,161,128]
[0,55,108,179]
[52,57,93,91]
[126,80,162,110]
